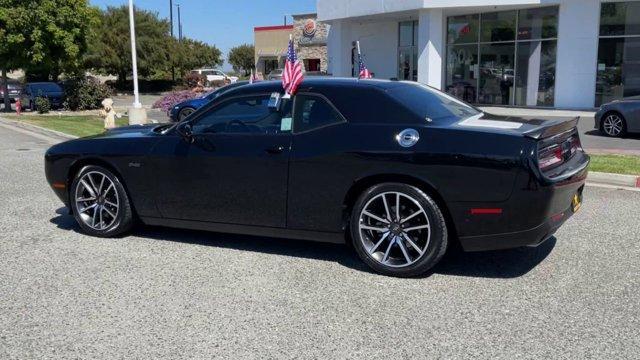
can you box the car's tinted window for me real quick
[193,95,291,134]
[30,83,62,93]
[388,83,480,122]
[325,86,416,124]
[293,95,343,133]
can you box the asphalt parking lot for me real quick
[0,124,639,359]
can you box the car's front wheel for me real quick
[70,165,134,237]
[350,183,448,277]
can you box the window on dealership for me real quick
[398,21,418,81]
[445,7,558,107]
[596,2,640,106]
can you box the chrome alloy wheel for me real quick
[358,191,431,268]
[74,171,120,231]
[603,114,624,136]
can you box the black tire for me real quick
[69,165,134,237]
[178,107,196,121]
[600,111,627,137]
[350,183,448,277]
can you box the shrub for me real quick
[183,72,206,89]
[63,78,113,111]
[152,90,200,114]
[35,97,51,114]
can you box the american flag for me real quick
[249,69,258,84]
[357,41,372,79]
[282,37,304,95]
[358,53,372,79]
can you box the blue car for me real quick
[21,82,64,111]
[170,81,249,122]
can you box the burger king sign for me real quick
[303,19,317,38]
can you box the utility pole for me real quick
[169,0,174,37]
[170,0,175,81]
[177,4,182,42]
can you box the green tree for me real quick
[228,44,255,76]
[0,0,97,110]
[85,6,171,83]
[170,38,223,78]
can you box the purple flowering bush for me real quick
[152,90,200,115]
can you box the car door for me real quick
[152,93,293,228]
[286,93,351,232]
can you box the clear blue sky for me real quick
[90,0,317,71]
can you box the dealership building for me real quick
[318,0,640,109]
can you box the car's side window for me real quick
[293,95,344,133]
[192,95,292,135]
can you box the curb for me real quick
[587,171,640,189]
[0,116,78,140]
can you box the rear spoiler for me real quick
[523,116,580,140]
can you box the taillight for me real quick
[538,133,582,172]
[538,144,564,171]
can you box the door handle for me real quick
[265,145,285,155]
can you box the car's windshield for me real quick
[31,83,62,92]
[388,82,480,122]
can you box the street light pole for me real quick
[128,0,141,109]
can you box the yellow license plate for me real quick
[572,193,582,213]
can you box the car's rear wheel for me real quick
[70,165,134,237]
[350,183,448,277]
[178,107,196,121]
[601,112,627,137]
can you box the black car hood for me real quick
[88,123,167,140]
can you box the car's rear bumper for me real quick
[456,154,588,252]
[458,191,581,251]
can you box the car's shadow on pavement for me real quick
[584,129,640,139]
[51,210,556,279]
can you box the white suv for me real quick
[191,69,238,85]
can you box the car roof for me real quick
[227,77,406,96]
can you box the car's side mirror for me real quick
[176,123,194,143]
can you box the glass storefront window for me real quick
[596,37,640,106]
[600,2,640,37]
[445,45,478,103]
[399,21,415,47]
[480,11,516,43]
[398,21,418,81]
[479,43,515,105]
[518,7,558,40]
[447,14,479,44]
[515,41,557,106]
[445,6,558,107]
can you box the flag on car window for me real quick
[357,41,372,79]
[249,69,258,84]
[282,35,304,96]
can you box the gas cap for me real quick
[396,128,420,148]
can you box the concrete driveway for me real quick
[0,123,638,359]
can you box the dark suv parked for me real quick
[21,82,64,111]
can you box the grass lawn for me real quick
[7,115,128,138]
[589,154,640,176]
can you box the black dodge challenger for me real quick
[45,79,589,277]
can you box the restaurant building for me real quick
[318,0,640,109]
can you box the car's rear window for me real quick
[388,83,480,122]
[31,83,62,92]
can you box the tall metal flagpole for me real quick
[128,0,141,109]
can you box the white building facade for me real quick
[318,0,640,109]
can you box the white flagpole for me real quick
[128,0,141,109]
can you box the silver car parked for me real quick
[595,100,640,137]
